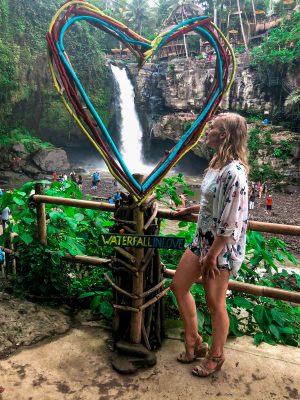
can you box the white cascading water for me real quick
[110,64,152,174]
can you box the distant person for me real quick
[77,175,83,190]
[179,193,186,208]
[113,191,122,206]
[92,171,100,191]
[70,171,77,182]
[113,179,118,190]
[266,195,273,213]
[249,192,255,210]
[1,207,10,232]
[63,173,68,181]
[52,171,57,181]
[58,175,63,183]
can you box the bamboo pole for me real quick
[130,174,145,344]
[157,209,300,236]
[32,194,116,212]
[31,195,300,236]
[35,184,47,245]
[165,269,300,304]
[58,253,111,267]
[3,247,299,303]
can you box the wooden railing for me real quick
[2,188,300,306]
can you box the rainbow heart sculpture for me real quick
[47,0,236,204]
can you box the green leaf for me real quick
[178,221,188,228]
[169,291,178,308]
[279,326,295,334]
[254,332,265,346]
[74,213,84,222]
[270,308,285,327]
[18,232,33,245]
[99,301,113,319]
[12,196,25,206]
[47,224,58,235]
[233,296,253,310]
[253,305,272,330]
[229,314,243,336]
[51,252,62,266]
[197,309,205,331]
[49,210,63,222]
[269,324,281,339]
[79,292,96,299]
[90,295,101,310]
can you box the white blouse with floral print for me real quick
[196,160,248,277]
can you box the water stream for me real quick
[110,64,153,174]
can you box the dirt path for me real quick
[0,324,299,400]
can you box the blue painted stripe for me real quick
[59,16,152,52]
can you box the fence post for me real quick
[130,174,144,344]
[35,183,47,246]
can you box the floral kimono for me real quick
[192,160,248,277]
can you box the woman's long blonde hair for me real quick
[208,112,249,174]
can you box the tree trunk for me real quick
[251,0,257,25]
[237,0,249,51]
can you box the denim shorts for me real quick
[189,229,232,272]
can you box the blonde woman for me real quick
[170,113,249,377]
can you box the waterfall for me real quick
[111,64,152,174]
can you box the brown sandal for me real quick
[177,336,208,364]
[192,353,225,377]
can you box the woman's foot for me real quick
[177,335,208,363]
[192,353,225,377]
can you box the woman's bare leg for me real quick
[200,271,229,368]
[170,248,203,350]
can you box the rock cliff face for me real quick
[126,59,300,184]
[0,144,70,188]
[127,59,272,149]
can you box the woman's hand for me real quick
[172,204,200,217]
[200,254,220,279]
[172,207,190,217]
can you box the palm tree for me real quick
[126,0,149,35]
[285,87,300,113]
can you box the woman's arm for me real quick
[172,204,200,217]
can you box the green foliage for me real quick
[0,0,114,133]
[273,140,293,160]
[0,181,114,310]
[249,161,280,183]
[155,173,194,208]
[251,12,300,83]
[0,38,16,102]
[0,128,54,152]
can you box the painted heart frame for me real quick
[47,0,236,203]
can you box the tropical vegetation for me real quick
[0,176,299,346]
